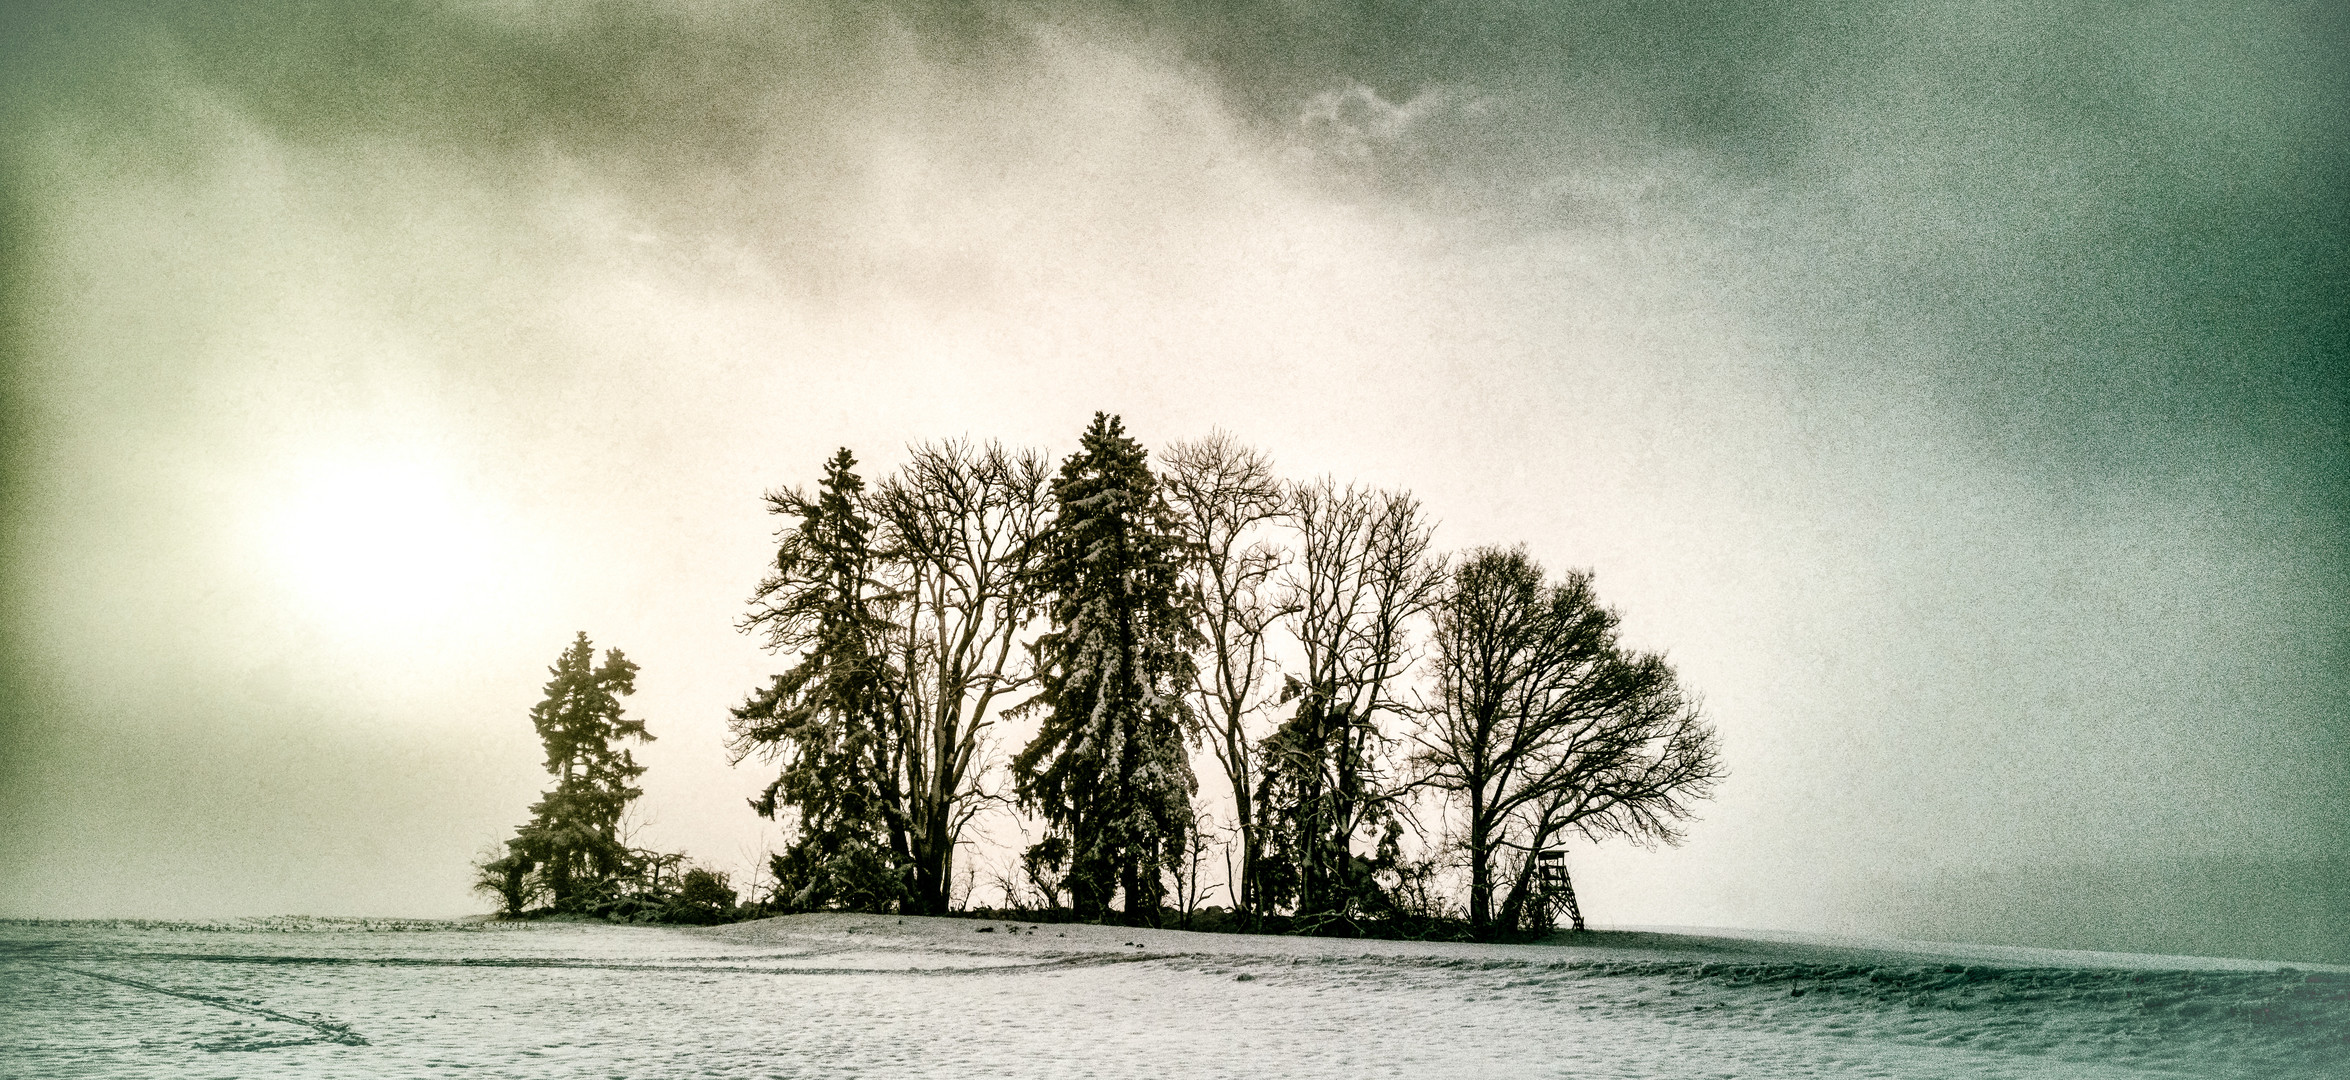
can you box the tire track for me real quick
[49,965,369,1048]
[33,950,1158,978]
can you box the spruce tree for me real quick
[1014,413,1199,924]
[499,632,651,914]
[729,448,910,912]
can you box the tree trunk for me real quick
[1236,816,1259,920]
[1496,847,1539,930]
[1120,857,1142,926]
[915,812,952,915]
[1467,797,1491,928]
[1227,727,1258,919]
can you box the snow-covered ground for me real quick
[3,914,2343,1078]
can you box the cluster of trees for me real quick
[724,414,1724,933]
[475,414,1720,933]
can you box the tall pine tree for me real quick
[728,448,910,912]
[1014,414,1199,924]
[495,632,651,914]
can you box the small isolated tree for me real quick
[1161,431,1289,922]
[471,842,531,917]
[1021,832,1070,911]
[1014,413,1199,924]
[728,449,909,913]
[1413,546,1722,931]
[480,632,652,915]
[1170,808,1225,928]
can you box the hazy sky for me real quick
[3,1,2343,958]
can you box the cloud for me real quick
[1292,82,1487,161]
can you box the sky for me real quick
[2,0,2343,961]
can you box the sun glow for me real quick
[263,457,506,626]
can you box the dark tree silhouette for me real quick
[480,632,651,915]
[708,429,1725,935]
[868,440,1053,915]
[1413,546,1722,930]
[1015,413,1200,924]
[729,449,909,912]
[1161,431,1288,921]
[1256,480,1442,928]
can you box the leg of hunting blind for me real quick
[1560,867,1584,932]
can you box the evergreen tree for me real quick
[728,448,910,912]
[1014,413,1199,924]
[494,632,651,914]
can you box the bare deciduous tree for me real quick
[1413,546,1722,930]
[1258,480,1443,925]
[1161,431,1288,920]
[1170,809,1224,928]
[870,440,1054,915]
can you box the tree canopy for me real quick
[1414,546,1723,930]
[1254,480,1443,929]
[869,440,1054,914]
[1162,432,1288,921]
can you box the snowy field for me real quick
[3,914,2344,1078]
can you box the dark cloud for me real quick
[1149,0,2349,489]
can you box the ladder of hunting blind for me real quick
[1536,849,1584,931]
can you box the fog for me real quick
[2,0,2342,961]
